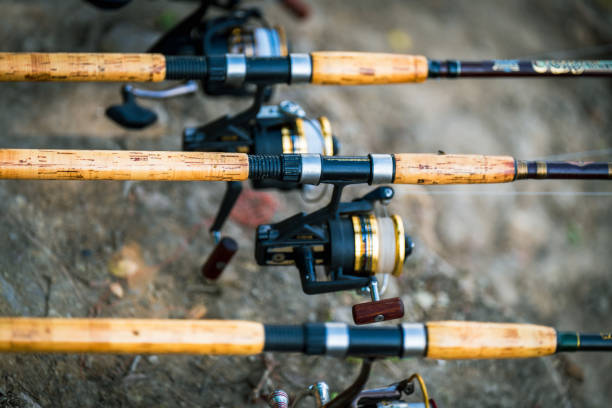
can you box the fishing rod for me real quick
[0,149,609,183]
[1,52,611,85]
[2,148,609,323]
[0,318,609,358]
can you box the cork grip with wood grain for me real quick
[0,53,166,82]
[310,52,428,85]
[0,149,249,181]
[393,153,516,184]
[0,318,264,355]
[426,321,557,359]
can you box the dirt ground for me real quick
[0,0,611,407]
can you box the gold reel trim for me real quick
[351,215,379,275]
[391,214,406,277]
[318,116,334,156]
[281,118,308,154]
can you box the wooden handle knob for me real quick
[310,52,428,85]
[0,149,249,181]
[202,237,238,280]
[425,321,557,359]
[0,318,264,354]
[352,297,405,325]
[0,53,165,82]
[393,154,516,184]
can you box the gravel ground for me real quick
[0,0,611,407]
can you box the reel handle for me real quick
[201,237,238,281]
[352,297,405,325]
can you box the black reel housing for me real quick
[105,2,287,129]
[255,185,414,324]
[150,4,286,98]
[184,90,338,238]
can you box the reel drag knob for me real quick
[201,237,238,281]
[352,297,405,325]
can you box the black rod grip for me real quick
[165,56,208,80]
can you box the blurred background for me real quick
[0,0,611,406]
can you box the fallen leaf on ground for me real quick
[108,242,158,290]
[187,304,208,319]
[109,282,124,298]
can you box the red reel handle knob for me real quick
[280,0,311,19]
[352,297,405,325]
[201,237,238,281]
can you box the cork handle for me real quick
[0,318,264,355]
[393,154,516,184]
[0,53,166,82]
[426,321,557,359]
[0,149,249,181]
[310,52,428,85]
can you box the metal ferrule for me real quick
[324,323,350,357]
[225,54,247,85]
[300,153,322,185]
[401,323,427,357]
[290,53,313,83]
[370,154,394,184]
[515,160,528,179]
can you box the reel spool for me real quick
[106,5,288,129]
[186,99,339,240]
[255,185,414,324]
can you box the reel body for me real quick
[106,3,288,129]
[255,185,413,324]
[184,97,338,238]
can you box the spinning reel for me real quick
[255,184,414,325]
[269,359,435,408]
[105,0,289,129]
[187,94,339,240]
